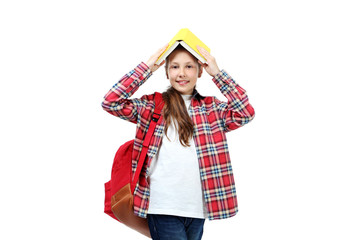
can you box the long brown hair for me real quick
[162,87,194,147]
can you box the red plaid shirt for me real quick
[102,62,255,220]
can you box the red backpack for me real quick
[104,92,164,238]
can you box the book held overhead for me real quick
[156,28,211,65]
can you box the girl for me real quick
[102,44,255,240]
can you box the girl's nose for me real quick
[179,67,186,77]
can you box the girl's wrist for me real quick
[211,69,221,77]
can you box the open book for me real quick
[155,28,211,65]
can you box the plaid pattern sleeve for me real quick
[101,62,152,123]
[212,70,255,132]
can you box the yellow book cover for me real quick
[156,28,210,64]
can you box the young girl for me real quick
[102,44,255,240]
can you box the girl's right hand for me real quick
[146,44,169,72]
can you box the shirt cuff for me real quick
[124,62,152,95]
[134,62,152,80]
[212,69,232,89]
[213,69,230,81]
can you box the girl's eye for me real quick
[171,65,178,69]
[186,65,194,68]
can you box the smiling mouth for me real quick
[176,80,189,86]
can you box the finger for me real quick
[197,45,209,56]
[150,44,168,65]
[197,45,204,55]
[197,46,212,62]
[158,43,169,54]
[159,60,165,66]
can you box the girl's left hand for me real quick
[197,45,221,77]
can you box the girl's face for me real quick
[166,50,202,95]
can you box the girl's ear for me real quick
[198,65,203,78]
[165,68,169,79]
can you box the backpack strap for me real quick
[131,92,164,193]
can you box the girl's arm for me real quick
[101,45,168,123]
[101,63,152,123]
[197,46,255,132]
[212,70,255,132]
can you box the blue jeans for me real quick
[147,214,205,240]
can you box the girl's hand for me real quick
[146,44,168,72]
[197,45,221,77]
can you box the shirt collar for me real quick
[192,89,205,101]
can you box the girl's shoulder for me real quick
[195,93,222,105]
[137,92,164,110]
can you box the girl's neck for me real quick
[181,94,192,101]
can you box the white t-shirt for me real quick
[147,95,207,219]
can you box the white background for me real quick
[1,0,359,239]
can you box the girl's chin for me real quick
[174,87,193,95]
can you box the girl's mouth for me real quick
[176,80,189,86]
